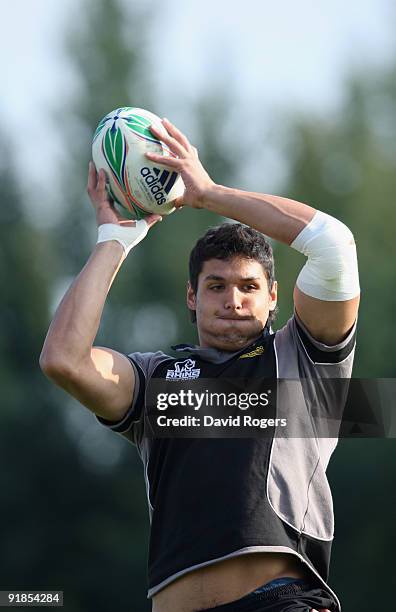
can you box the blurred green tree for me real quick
[273,70,396,377]
[0,138,150,611]
[271,68,396,610]
[3,0,392,610]
[43,0,241,609]
[54,0,242,356]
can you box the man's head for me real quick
[187,223,278,351]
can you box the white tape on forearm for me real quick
[291,211,360,301]
[97,221,149,256]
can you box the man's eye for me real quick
[209,285,223,291]
[244,285,258,291]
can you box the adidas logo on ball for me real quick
[140,166,178,206]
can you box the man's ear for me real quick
[187,281,197,323]
[269,280,278,312]
[187,281,197,311]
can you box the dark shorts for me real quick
[198,577,338,612]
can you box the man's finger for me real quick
[145,214,163,228]
[87,161,98,192]
[145,152,180,169]
[173,196,184,209]
[149,123,186,158]
[162,117,192,152]
[119,220,137,228]
[97,169,107,190]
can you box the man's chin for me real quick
[202,326,264,352]
[214,337,253,351]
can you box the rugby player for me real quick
[40,118,360,612]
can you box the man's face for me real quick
[187,256,278,352]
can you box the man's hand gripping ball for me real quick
[146,118,215,210]
[87,161,162,256]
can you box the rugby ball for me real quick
[92,107,184,219]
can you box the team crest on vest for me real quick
[166,358,201,381]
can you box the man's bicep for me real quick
[66,347,135,422]
[293,286,360,345]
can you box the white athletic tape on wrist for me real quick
[291,210,360,301]
[97,221,149,256]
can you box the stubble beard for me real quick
[200,319,265,352]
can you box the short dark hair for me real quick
[188,222,277,327]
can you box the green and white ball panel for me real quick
[92,107,184,219]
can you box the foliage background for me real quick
[0,1,395,610]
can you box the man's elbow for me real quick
[39,349,77,386]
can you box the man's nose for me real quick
[224,287,243,310]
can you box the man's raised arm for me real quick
[146,119,360,345]
[39,163,161,421]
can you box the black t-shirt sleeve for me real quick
[294,312,357,365]
[95,350,172,445]
[95,358,145,441]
